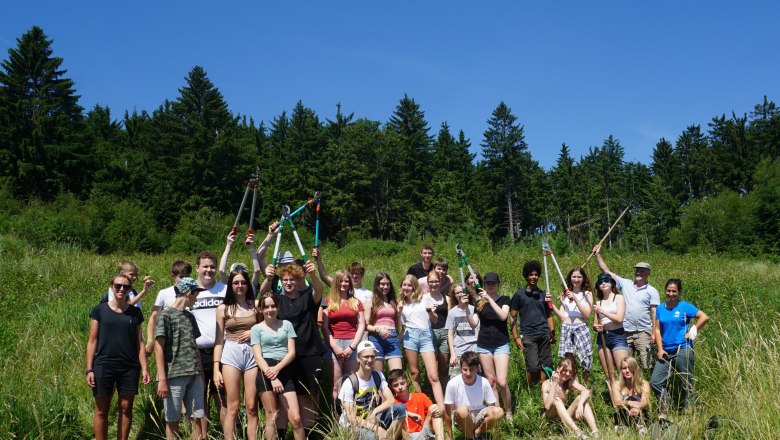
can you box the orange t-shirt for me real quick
[397,392,432,433]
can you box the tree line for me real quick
[1,26,778,256]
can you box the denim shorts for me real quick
[368,329,402,359]
[475,343,510,356]
[596,327,630,351]
[403,327,435,353]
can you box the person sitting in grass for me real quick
[387,369,445,440]
[611,357,650,435]
[338,341,407,440]
[542,358,599,440]
[444,351,504,440]
[154,277,207,440]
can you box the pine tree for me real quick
[0,26,85,198]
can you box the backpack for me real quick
[335,371,383,416]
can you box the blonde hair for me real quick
[618,357,646,397]
[400,274,424,304]
[425,271,441,293]
[326,269,359,312]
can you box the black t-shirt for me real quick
[90,302,144,369]
[431,297,449,330]
[276,285,325,356]
[438,276,452,298]
[510,287,552,337]
[407,262,432,279]
[476,295,511,348]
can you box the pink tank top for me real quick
[374,304,397,327]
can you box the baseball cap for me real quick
[175,277,207,296]
[596,273,615,286]
[634,262,652,270]
[356,340,377,355]
[484,272,500,283]
[278,251,295,264]
[230,262,248,272]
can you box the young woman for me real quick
[261,260,324,439]
[366,272,403,372]
[593,272,629,381]
[213,269,260,440]
[424,271,451,391]
[611,357,650,433]
[398,274,444,406]
[86,275,150,440]
[551,268,594,383]
[651,279,709,414]
[322,269,366,402]
[468,272,512,417]
[251,293,304,440]
[218,231,262,289]
[445,283,478,378]
[542,358,599,439]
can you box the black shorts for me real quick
[199,348,226,401]
[522,333,553,373]
[290,355,323,395]
[92,364,140,397]
[256,358,296,393]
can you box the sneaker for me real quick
[590,430,601,439]
[473,435,483,440]
[576,431,590,440]
[506,411,513,424]
[638,426,648,436]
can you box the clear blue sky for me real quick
[3,1,779,168]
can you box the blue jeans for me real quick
[354,403,407,439]
[650,347,695,411]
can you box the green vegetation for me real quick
[1,235,778,438]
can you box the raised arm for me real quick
[311,248,333,287]
[255,221,279,273]
[219,231,236,284]
[128,276,154,306]
[592,244,618,280]
[305,260,325,304]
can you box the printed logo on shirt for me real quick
[454,316,475,336]
[190,297,224,309]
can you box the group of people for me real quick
[85,224,709,440]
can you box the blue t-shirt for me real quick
[656,301,699,351]
[250,320,296,361]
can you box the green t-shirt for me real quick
[250,320,296,361]
[155,308,201,379]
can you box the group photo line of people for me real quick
[87,220,709,440]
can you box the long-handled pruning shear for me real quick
[455,243,481,290]
[541,236,570,310]
[313,191,322,249]
[283,204,309,262]
[270,205,289,265]
[230,168,261,246]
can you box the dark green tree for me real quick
[675,125,714,200]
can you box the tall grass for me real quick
[1,235,779,438]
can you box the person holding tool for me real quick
[550,268,594,384]
[593,272,629,382]
[594,244,660,372]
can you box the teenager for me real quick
[387,369,445,440]
[101,260,154,308]
[541,358,599,439]
[366,272,403,372]
[594,244,660,371]
[651,279,709,415]
[398,274,444,406]
[86,274,150,440]
[424,271,452,392]
[446,284,478,378]
[444,351,504,440]
[251,293,305,440]
[470,272,513,416]
[551,267,594,383]
[322,269,366,402]
[593,272,629,381]
[218,230,262,289]
[511,262,556,387]
[154,278,207,440]
[338,341,407,440]
[407,244,435,281]
[433,258,454,296]
[611,357,650,434]
[145,260,192,354]
[213,269,260,440]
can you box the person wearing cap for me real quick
[86,273,150,440]
[154,277,207,440]
[593,245,660,371]
[510,261,556,389]
[338,341,407,440]
[218,230,262,290]
[593,272,629,381]
[145,260,193,355]
[470,271,513,417]
[189,251,228,433]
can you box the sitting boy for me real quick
[444,351,504,440]
[338,341,407,440]
[387,369,444,440]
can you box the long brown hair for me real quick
[448,283,475,310]
[369,272,397,325]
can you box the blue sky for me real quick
[3,1,778,169]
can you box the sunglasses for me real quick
[113,284,132,291]
[232,280,248,286]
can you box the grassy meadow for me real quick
[1,234,779,439]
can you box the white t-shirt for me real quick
[444,374,495,411]
[401,295,434,329]
[153,285,177,311]
[337,371,388,426]
[354,287,373,310]
[187,281,227,348]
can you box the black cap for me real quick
[484,272,500,283]
[596,272,615,286]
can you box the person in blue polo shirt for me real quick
[593,245,660,372]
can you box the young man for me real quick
[387,369,445,440]
[338,341,407,440]
[145,260,193,354]
[432,258,454,296]
[407,244,435,280]
[154,277,207,440]
[511,260,556,385]
[444,351,504,440]
[188,251,228,433]
[594,244,660,371]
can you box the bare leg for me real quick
[436,352,449,392]
[221,365,242,440]
[492,353,511,413]
[479,353,498,401]
[387,357,403,372]
[165,421,180,440]
[93,396,111,440]
[260,391,279,440]
[280,391,305,440]
[476,407,504,436]
[421,351,444,405]
[405,349,423,393]
[453,405,474,438]
[243,367,259,440]
[330,357,344,404]
[117,395,134,440]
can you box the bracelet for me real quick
[349,345,356,350]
